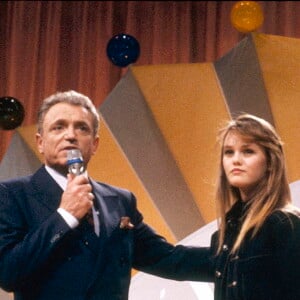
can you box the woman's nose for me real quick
[232,152,241,164]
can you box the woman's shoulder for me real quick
[268,206,300,222]
[263,207,300,251]
[265,207,300,235]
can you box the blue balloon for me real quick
[0,96,25,130]
[106,34,140,67]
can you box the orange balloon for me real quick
[230,1,264,33]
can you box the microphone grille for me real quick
[67,149,84,175]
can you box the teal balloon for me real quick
[0,96,25,130]
[106,34,140,67]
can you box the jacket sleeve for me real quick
[0,182,71,292]
[128,192,214,282]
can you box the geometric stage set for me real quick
[1,33,300,299]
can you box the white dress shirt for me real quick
[45,165,99,235]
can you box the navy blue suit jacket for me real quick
[0,166,210,300]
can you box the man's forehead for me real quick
[46,103,88,115]
[43,104,91,124]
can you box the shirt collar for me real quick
[45,165,88,191]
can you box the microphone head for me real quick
[67,149,85,175]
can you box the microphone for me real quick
[67,149,85,175]
[67,149,97,232]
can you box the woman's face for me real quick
[222,130,267,201]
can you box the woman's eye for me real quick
[244,148,254,154]
[224,149,233,155]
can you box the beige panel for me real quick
[254,33,300,183]
[17,125,43,162]
[0,131,41,180]
[90,117,177,243]
[131,63,229,222]
[214,33,273,125]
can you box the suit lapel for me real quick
[31,166,63,211]
[90,179,123,239]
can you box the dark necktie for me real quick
[86,209,94,226]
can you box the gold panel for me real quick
[254,33,300,183]
[131,63,229,222]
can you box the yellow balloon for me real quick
[230,1,264,33]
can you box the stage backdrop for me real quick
[1,33,300,299]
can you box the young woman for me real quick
[208,113,300,300]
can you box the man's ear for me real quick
[92,135,99,155]
[36,133,44,154]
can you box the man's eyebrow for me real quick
[74,120,90,125]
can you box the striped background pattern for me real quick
[1,33,300,298]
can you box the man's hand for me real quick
[59,174,94,220]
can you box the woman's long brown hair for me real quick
[215,114,292,254]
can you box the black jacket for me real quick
[209,201,300,300]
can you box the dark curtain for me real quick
[1,1,300,161]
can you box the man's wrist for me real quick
[57,207,79,228]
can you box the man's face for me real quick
[36,102,99,174]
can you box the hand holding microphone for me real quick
[59,149,94,220]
